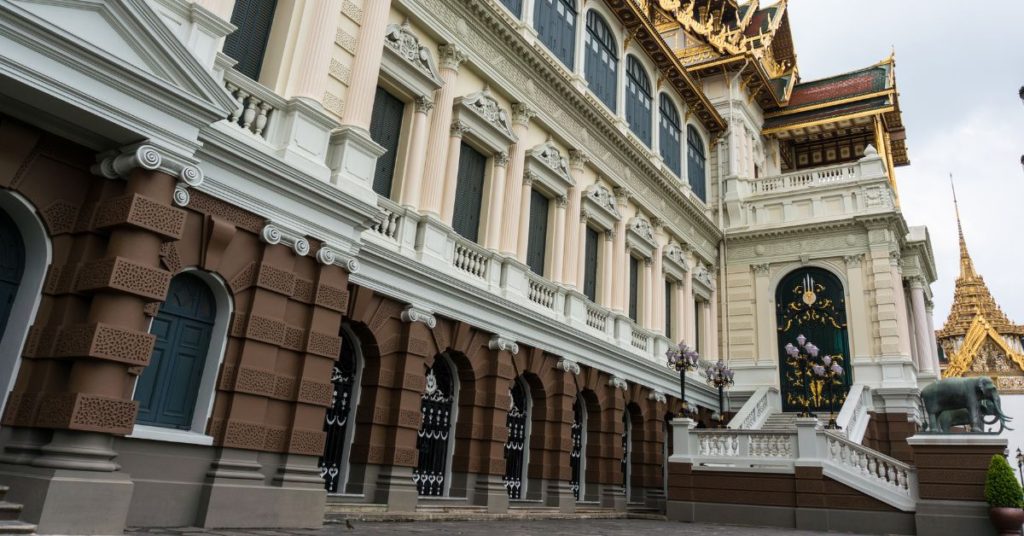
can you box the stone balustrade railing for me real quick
[526,271,559,312]
[452,236,492,281]
[222,68,285,141]
[726,385,779,430]
[822,431,917,511]
[370,197,404,242]
[585,302,610,333]
[834,384,872,443]
[750,162,859,194]
[631,326,651,352]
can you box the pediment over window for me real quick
[381,22,443,98]
[663,242,690,280]
[453,89,517,153]
[581,184,621,230]
[525,141,573,195]
[693,262,714,296]
[626,216,657,259]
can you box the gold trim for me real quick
[762,108,892,136]
[944,315,1024,378]
[765,90,894,118]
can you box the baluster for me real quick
[240,93,257,131]
[253,102,272,137]
[226,83,243,122]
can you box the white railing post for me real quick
[795,417,822,462]
[670,417,697,460]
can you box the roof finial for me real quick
[950,173,977,279]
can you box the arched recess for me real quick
[0,192,49,415]
[570,393,587,501]
[579,388,602,502]
[775,266,852,413]
[414,353,459,497]
[503,376,530,499]
[132,269,232,443]
[319,323,363,494]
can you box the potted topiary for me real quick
[985,454,1024,535]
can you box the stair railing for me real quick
[726,386,779,430]
[834,384,872,443]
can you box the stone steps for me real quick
[760,412,800,431]
[324,503,661,523]
[0,486,36,534]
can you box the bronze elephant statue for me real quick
[921,377,1013,433]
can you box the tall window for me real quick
[368,87,404,198]
[534,0,577,69]
[664,280,673,337]
[583,227,599,302]
[628,256,639,322]
[223,0,278,80]
[625,56,652,146]
[452,143,487,242]
[687,125,707,202]
[584,11,618,112]
[500,0,523,17]
[659,94,682,177]
[135,273,216,429]
[526,189,550,275]
[693,299,701,353]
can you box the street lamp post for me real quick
[812,355,847,429]
[705,360,735,428]
[666,341,699,418]
[1016,448,1024,488]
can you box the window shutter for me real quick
[526,189,550,275]
[687,126,707,202]
[694,300,701,352]
[368,87,405,198]
[585,12,618,112]
[665,280,673,338]
[534,0,576,69]
[583,227,599,301]
[500,0,523,17]
[628,256,639,322]
[452,143,487,243]
[626,57,652,146]
[223,0,278,80]
[659,94,682,177]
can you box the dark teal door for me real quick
[135,273,215,429]
[0,210,24,343]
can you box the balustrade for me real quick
[750,162,859,194]
[222,69,285,140]
[585,303,609,332]
[370,198,403,241]
[526,273,558,311]
[452,238,491,280]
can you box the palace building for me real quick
[0,0,944,533]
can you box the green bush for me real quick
[985,454,1024,508]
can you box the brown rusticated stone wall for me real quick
[0,116,348,456]
[517,347,575,495]
[667,462,900,512]
[862,412,918,464]
[912,441,1006,502]
[0,118,181,436]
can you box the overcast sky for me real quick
[786,0,1024,329]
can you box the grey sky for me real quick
[787,0,1024,329]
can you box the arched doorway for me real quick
[0,209,24,345]
[135,273,216,428]
[503,377,529,499]
[621,409,632,498]
[569,395,585,500]
[414,357,457,497]
[319,325,361,493]
[775,267,852,413]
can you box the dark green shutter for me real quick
[687,126,707,202]
[223,0,278,80]
[583,227,599,301]
[369,87,404,198]
[694,300,701,351]
[534,0,577,69]
[136,273,216,429]
[526,189,550,275]
[452,143,487,242]
[500,0,523,16]
[659,94,682,177]
[626,56,652,146]
[664,280,672,338]
[585,11,618,112]
[628,257,639,322]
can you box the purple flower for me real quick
[831,363,844,376]
[805,343,819,357]
[812,364,825,377]
[797,334,807,347]
[822,355,832,366]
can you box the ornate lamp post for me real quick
[666,341,699,417]
[705,360,735,427]
[812,354,846,429]
[784,335,820,418]
[1016,448,1024,487]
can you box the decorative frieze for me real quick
[663,242,691,279]
[487,335,519,355]
[627,216,658,259]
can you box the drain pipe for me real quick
[718,60,749,366]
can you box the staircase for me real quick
[0,486,36,534]
[760,412,800,431]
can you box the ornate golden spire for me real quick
[951,174,977,279]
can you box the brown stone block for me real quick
[229,262,258,293]
[282,326,306,351]
[795,466,823,479]
[75,256,172,300]
[315,282,348,312]
[273,375,297,399]
[222,420,268,450]
[795,479,825,493]
[297,379,332,406]
[34,392,138,435]
[256,262,296,296]
[245,314,286,345]
[20,324,60,358]
[262,424,289,452]
[233,365,277,396]
[306,330,342,358]
[52,322,156,365]
[93,193,185,239]
[919,483,985,501]
[1,392,39,427]
[292,277,315,303]
[288,428,326,455]
[796,493,827,508]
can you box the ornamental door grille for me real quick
[775,268,852,413]
[503,380,529,499]
[0,209,24,343]
[414,362,455,496]
[318,329,357,493]
[135,273,215,429]
[569,397,584,499]
[621,411,631,493]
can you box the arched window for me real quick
[686,125,706,202]
[504,378,530,499]
[584,11,618,112]
[534,0,577,69]
[223,0,278,80]
[135,273,217,429]
[319,325,361,493]
[0,209,24,344]
[415,358,458,496]
[625,56,652,146]
[659,94,682,177]
[775,267,852,413]
[569,395,585,500]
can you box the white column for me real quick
[516,173,535,262]
[339,0,390,128]
[575,212,589,291]
[643,258,654,329]
[651,224,665,334]
[563,150,587,286]
[399,97,433,207]
[672,282,685,342]
[709,283,719,360]
[484,152,510,250]
[601,231,614,307]
[910,278,935,374]
[420,45,468,218]
[550,195,568,281]
[890,254,914,359]
[752,263,772,364]
[439,121,469,224]
[926,303,941,374]
[844,255,872,361]
[611,189,629,312]
[682,267,694,345]
[500,105,535,255]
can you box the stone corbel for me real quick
[401,305,437,328]
[488,335,519,355]
[92,144,205,207]
[315,244,360,273]
[648,390,667,404]
[608,376,628,391]
[260,221,310,257]
[556,358,581,375]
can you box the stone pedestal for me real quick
[600,485,627,512]
[472,473,509,513]
[374,465,418,512]
[545,480,576,513]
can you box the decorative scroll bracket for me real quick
[401,305,437,328]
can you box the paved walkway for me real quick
[131,518,862,536]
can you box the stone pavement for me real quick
[130,518,863,536]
